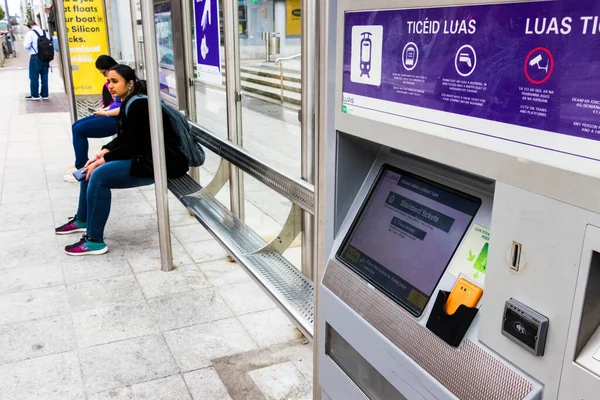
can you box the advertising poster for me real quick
[194,0,222,85]
[342,1,600,162]
[286,0,301,36]
[63,0,110,96]
[155,2,177,98]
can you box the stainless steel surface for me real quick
[275,53,302,63]
[326,325,407,400]
[190,123,315,214]
[129,0,143,76]
[323,261,534,400]
[167,174,203,199]
[140,0,174,272]
[314,0,329,396]
[55,1,78,123]
[301,0,316,281]
[201,159,230,197]
[257,204,302,254]
[222,0,245,220]
[181,192,315,338]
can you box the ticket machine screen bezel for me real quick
[335,164,481,317]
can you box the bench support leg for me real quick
[255,204,302,255]
[201,159,230,197]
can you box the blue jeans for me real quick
[29,54,49,98]
[72,115,118,169]
[76,160,154,240]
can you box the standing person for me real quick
[64,55,121,182]
[55,64,189,255]
[23,21,51,100]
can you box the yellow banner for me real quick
[64,0,110,96]
[286,0,301,36]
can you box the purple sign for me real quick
[342,1,600,157]
[194,0,221,84]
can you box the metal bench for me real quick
[167,123,315,338]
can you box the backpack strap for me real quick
[124,94,148,117]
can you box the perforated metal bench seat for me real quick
[167,175,314,338]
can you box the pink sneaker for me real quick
[64,234,108,256]
[55,216,87,235]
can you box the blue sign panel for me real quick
[194,0,221,84]
[342,1,600,161]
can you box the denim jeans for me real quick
[72,115,118,169]
[29,54,49,98]
[76,160,154,240]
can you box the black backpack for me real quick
[34,30,54,63]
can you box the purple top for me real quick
[108,96,122,111]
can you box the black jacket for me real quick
[102,96,189,179]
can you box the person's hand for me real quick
[84,157,106,180]
[84,149,110,167]
[92,108,109,117]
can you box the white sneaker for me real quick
[63,167,78,183]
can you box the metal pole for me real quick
[55,1,77,123]
[301,0,316,281]
[222,0,245,219]
[181,0,200,182]
[128,0,143,76]
[3,0,12,54]
[139,0,174,272]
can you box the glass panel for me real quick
[242,172,301,270]
[193,0,228,139]
[190,0,231,208]
[236,0,302,178]
[154,2,178,99]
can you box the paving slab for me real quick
[184,368,232,400]
[72,301,160,348]
[89,375,192,400]
[164,318,258,372]
[78,334,179,394]
[148,287,233,331]
[0,315,76,365]
[0,286,69,326]
[0,351,84,400]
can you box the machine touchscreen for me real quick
[337,165,481,316]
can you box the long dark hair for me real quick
[95,55,118,70]
[107,64,147,101]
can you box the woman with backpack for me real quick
[55,64,189,256]
[64,55,123,182]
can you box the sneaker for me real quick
[55,216,87,235]
[63,172,78,183]
[25,96,41,101]
[42,96,49,100]
[65,234,108,256]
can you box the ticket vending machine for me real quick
[316,1,600,399]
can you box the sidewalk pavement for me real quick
[0,44,312,400]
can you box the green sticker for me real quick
[342,105,348,113]
[473,242,488,273]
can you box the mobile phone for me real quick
[72,167,87,182]
[445,277,483,315]
[89,107,97,113]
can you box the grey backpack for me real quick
[125,94,206,167]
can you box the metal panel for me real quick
[323,261,534,400]
[181,192,315,337]
[190,123,316,214]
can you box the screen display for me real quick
[337,165,481,316]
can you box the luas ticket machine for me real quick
[317,1,600,399]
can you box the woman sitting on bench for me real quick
[55,64,189,256]
[64,55,121,182]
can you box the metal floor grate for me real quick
[181,191,314,337]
